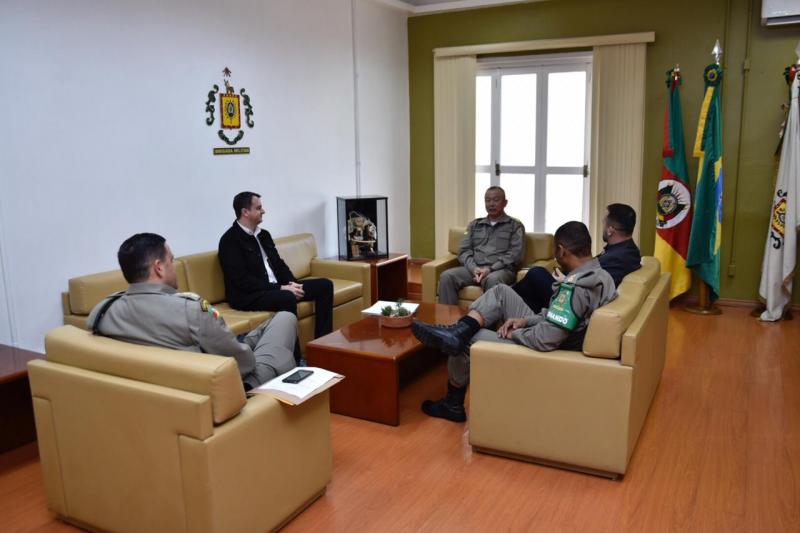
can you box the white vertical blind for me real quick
[434,55,477,256]
[589,43,647,251]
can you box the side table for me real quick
[329,253,408,304]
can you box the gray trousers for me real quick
[448,285,537,387]
[438,266,516,305]
[242,311,298,387]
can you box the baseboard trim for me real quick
[673,295,800,313]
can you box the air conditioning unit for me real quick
[762,0,800,26]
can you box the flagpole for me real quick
[687,282,721,315]
[685,40,723,316]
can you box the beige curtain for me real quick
[433,55,476,256]
[589,43,647,252]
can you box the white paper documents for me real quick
[250,367,344,406]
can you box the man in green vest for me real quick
[412,221,616,422]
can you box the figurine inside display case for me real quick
[337,195,388,260]
[347,211,377,257]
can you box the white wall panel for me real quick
[355,0,411,254]
[0,0,409,352]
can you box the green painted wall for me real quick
[409,0,800,302]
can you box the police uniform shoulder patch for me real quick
[200,299,221,319]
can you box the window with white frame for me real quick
[475,52,592,234]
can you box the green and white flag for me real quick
[686,63,724,301]
[759,67,800,321]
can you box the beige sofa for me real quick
[29,325,332,532]
[469,257,669,478]
[422,228,555,306]
[62,233,371,349]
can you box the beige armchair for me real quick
[468,257,669,478]
[29,325,332,532]
[422,228,555,306]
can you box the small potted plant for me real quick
[379,299,414,328]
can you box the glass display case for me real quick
[337,196,388,260]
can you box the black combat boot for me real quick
[411,316,481,356]
[421,382,468,422]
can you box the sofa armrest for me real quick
[310,259,371,309]
[469,341,633,475]
[421,255,459,303]
[178,392,332,532]
[61,292,72,316]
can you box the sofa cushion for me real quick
[69,270,128,315]
[181,251,226,304]
[447,227,553,266]
[328,278,362,307]
[459,285,484,302]
[213,303,272,334]
[68,263,189,315]
[448,228,467,255]
[44,326,246,425]
[275,233,316,279]
[523,233,554,265]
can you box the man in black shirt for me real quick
[218,191,333,340]
[512,203,641,312]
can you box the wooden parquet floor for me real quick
[2,306,799,532]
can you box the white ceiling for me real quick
[377,0,537,15]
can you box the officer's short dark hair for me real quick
[554,221,592,258]
[233,191,261,219]
[117,233,167,283]
[485,185,506,201]
[606,203,636,236]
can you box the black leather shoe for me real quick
[411,320,470,356]
[421,395,467,422]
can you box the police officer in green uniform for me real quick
[412,221,616,422]
[88,233,298,390]
[437,186,525,305]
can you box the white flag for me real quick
[759,73,800,321]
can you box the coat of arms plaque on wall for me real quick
[205,67,254,155]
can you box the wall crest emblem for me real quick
[205,67,254,155]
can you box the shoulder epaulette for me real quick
[175,291,202,301]
[176,292,220,319]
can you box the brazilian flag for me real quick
[687,64,723,301]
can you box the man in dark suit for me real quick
[512,203,641,313]
[218,191,333,340]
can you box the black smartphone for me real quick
[282,369,313,384]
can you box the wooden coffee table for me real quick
[305,303,464,426]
